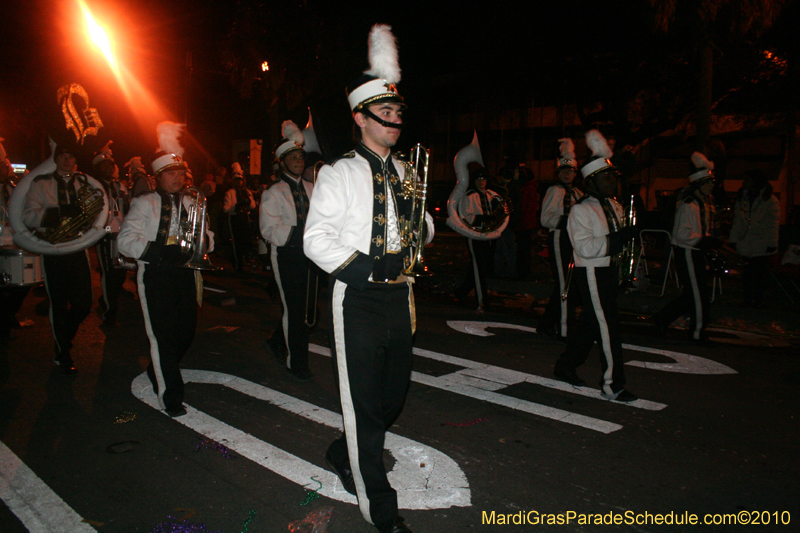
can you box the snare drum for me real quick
[0,246,44,286]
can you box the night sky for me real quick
[0,0,794,173]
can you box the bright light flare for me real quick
[80,1,116,69]
[262,61,269,72]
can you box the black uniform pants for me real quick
[655,246,710,340]
[42,251,93,355]
[228,213,252,270]
[0,286,30,338]
[96,234,127,319]
[139,265,197,411]
[555,266,626,396]
[457,238,493,306]
[327,279,413,526]
[270,245,310,372]
[541,229,579,338]
[743,255,770,305]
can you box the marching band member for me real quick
[259,121,314,380]
[539,138,583,341]
[729,169,779,308]
[553,130,638,403]
[118,122,214,417]
[652,152,721,344]
[454,165,504,312]
[223,162,256,272]
[304,24,431,533]
[126,156,155,198]
[22,144,96,374]
[92,141,129,326]
[1,140,31,340]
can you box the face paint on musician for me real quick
[355,103,403,157]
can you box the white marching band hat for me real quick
[231,162,244,178]
[557,138,578,170]
[274,121,305,160]
[346,24,405,112]
[92,140,114,166]
[151,122,186,175]
[580,130,616,179]
[689,152,714,182]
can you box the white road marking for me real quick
[0,441,96,533]
[622,344,737,374]
[447,320,737,375]
[131,371,471,510]
[309,344,665,435]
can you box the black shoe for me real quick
[602,389,638,403]
[165,405,187,417]
[695,336,717,347]
[325,449,356,495]
[651,316,668,336]
[376,516,413,533]
[264,339,286,366]
[54,353,78,375]
[538,322,560,340]
[554,365,586,387]
[288,368,313,382]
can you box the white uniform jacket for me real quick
[567,196,623,268]
[260,175,313,246]
[118,191,214,263]
[22,173,94,231]
[671,199,708,250]
[541,185,583,231]
[458,189,502,226]
[304,151,433,282]
[223,187,257,215]
[729,194,779,258]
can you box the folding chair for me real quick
[634,229,679,297]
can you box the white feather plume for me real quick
[691,151,714,171]
[558,138,575,160]
[156,122,185,157]
[125,156,144,173]
[364,24,401,85]
[585,130,613,159]
[281,120,304,146]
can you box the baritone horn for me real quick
[35,178,106,244]
[177,186,218,270]
[609,194,637,287]
[399,144,432,277]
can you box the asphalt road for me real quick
[1,249,798,533]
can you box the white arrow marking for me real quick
[447,321,737,375]
[0,441,96,533]
[131,371,470,510]
[308,345,665,435]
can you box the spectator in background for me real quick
[729,169,779,308]
[516,169,539,279]
[493,156,534,279]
